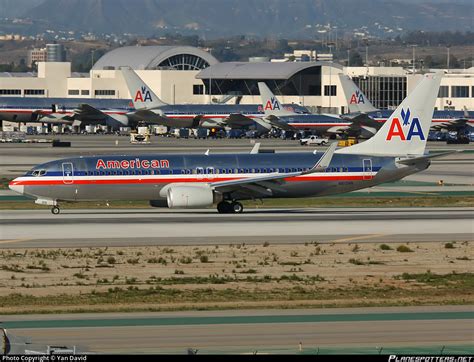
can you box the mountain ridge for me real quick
[1,0,471,38]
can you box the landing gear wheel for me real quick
[217,201,231,214]
[231,201,243,214]
[51,206,60,215]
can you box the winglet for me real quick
[304,142,338,174]
[250,142,261,154]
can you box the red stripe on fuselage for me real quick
[12,175,372,186]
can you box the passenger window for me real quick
[222,169,226,174]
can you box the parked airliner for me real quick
[9,73,448,214]
[121,68,305,132]
[0,98,135,128]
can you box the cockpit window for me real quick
[32,169,47,177]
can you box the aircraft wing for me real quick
[224,113,260,129]
[32,110,74,125]
[430,118,468,131]
[260,115,294,131]
[129,109,190,127]
[219,113,293,131]
[73,103,109,120]
[211,142,337,197]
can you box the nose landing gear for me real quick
[217,201,244,214]
[51,206,60,215]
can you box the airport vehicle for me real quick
[299,135,329,146]
[9,73,449,214]
[428,131,447,141]
[446,130,470,144]
[121,68,307,134]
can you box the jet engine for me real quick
[106,114,129,130]
[166,185,218,209]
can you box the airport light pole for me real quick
[409,44,417,74]
[363,38,369,66]
[446,45,450,73]
[328,43,335,113]
[91,49,95,69]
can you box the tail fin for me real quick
[338,72,443,156]
[121,67,167,110]
[339,75,377,114]
[257,82,296,117]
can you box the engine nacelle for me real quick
[106,114,129,130]
[166,185,216,209]
[149,199,168,208]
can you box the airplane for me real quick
[121,68,307,133]
[9,73,449,215]
[257,82,374,138]
[338,74,383,137]
[339,74,474,134]
[0,97,135,129]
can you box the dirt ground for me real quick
[0,241,472,313]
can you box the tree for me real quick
[423,55,433,68]
[448,54,460,69]
[349,51,363,66]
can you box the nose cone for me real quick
[9,179,24,195]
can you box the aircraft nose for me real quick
[9,179,24,195]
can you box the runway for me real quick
[2,306,473,354]
[0,207,472,248]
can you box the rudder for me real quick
[121,67,167,110]
[337,72,443,156]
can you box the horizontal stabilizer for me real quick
[396,150,460,166]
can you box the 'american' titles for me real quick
[96,158,170,170]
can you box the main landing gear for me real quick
[51,206,60,215]
[217,201,244,214]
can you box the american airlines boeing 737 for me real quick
[9,73,449,214]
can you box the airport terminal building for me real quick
[0,45,472,114]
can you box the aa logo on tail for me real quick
[386,108,425,141]
[349,91,365,104]
[134,86,153,102]
[264,97,281,111]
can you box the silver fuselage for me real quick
[9,152,429,205]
